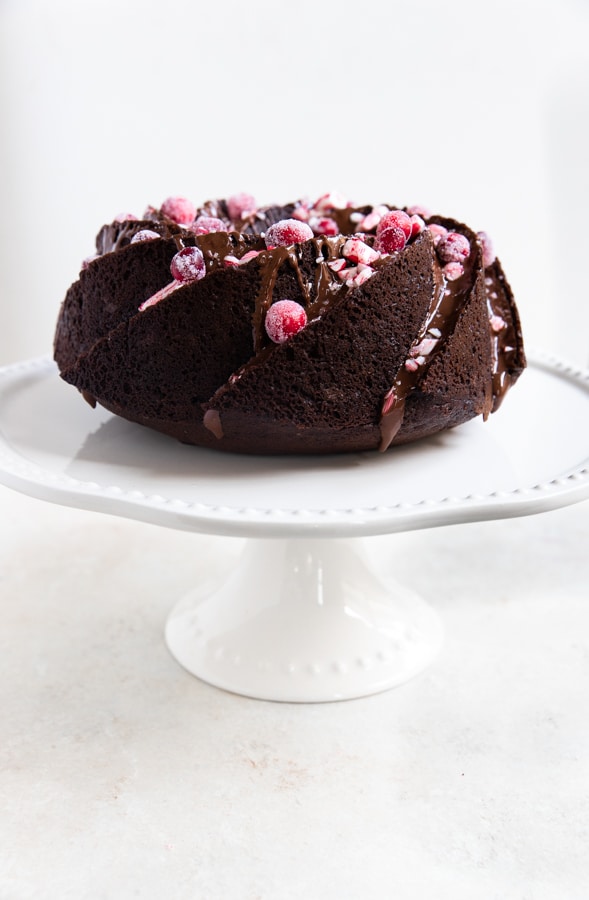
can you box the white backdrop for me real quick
[0,0,588,366]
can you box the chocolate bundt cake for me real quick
[54,192,525,454]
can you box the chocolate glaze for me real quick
[378,226,482,451]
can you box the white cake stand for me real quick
[0,352,588,701]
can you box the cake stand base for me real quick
[165,537,444,702]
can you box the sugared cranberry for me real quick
[170,246,206,283]
[264,300,308,343]
[190,216,227,235]
[437,231,471,263]
[443,262,464,281]
[114,212,138,223]
[227,192,257,221]
[477,231,496,267]
[131,229,160,243]
[375,226,407,254]
[427,224,448,245]
[406,204,432,219]
[376,210,412,240]
[161,196,196,225]
[264,219,314,248]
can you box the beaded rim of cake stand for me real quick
[0,351,587,537]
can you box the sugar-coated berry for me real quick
[170,246,206,283]
[264,219,314,248]
[190,216,227,235]
[227,192,257,220]
[443,261,464,281]
[131,229,160,243]
[264,299,308,344]
[161,196,196,225]
[376,210,412,240]
[427,223,448,245]
[437,231,471,263]
[477,231,495,267]
[114,212,138,223]
[375,225,407,254]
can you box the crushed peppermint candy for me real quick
[343,238,380,266]
[265,300,308,343]
[490,315,507,332]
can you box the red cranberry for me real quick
[376,210,412,240]
[227,192,257,220]
[264,300,308,343]
[375,226,407,254]
[131,229,160,243]
[161,196,196,225]
[437,231,471,263]
[170,246,206,283]
[264,219,314,248]
[189,216,227,235]
[477,231,496,266]
[114,212,138,223]
[427,223,448,245]
[443,262,464,281]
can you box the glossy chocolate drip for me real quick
[484,266,522,412]
[378,241,477,451]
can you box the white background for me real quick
[0,0,588,366]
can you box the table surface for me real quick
[1,482,588,900]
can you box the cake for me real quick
[54,192,525,454]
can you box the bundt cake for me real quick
[54,192,525,454]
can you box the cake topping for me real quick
[170,246,206,283]
[130,229,161,243]
[161,196,197,225]
[190,215,227,235]
[227,193,257,221]
[375,226,407,254]
[264,219,315,248]
[376,210,413,240]
[477,231,496,267]
[264,300,308,344]
[436,231,471,263]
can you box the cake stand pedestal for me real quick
[0,352,587,702]
[165,537,443,701]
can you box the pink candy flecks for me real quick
[161,196,197,225]
[264,219,314,248]
[265,300,308,344]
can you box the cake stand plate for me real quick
[0,351,588,701]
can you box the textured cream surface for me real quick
[1,483,588,899]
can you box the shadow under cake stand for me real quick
[0,352,587,702]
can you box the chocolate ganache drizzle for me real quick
[87,197,523,452]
